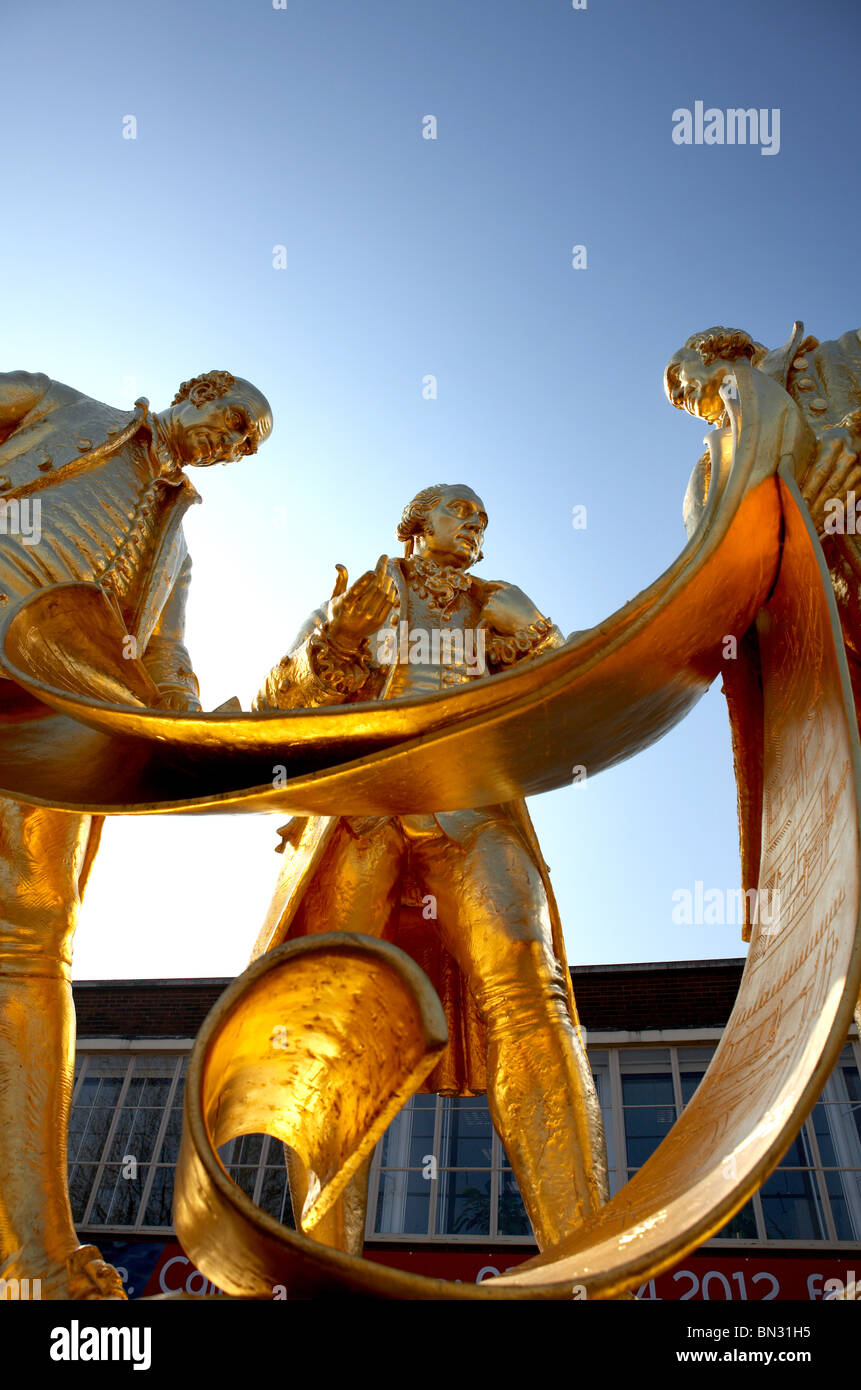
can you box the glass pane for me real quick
[68,1164,97,1223]
[90,1163,149,1226]
[374,1170,431,1235]
[141,1077,172,1106]
[760,1169,825,1240]
[232,1134,264,1167]
[381,1101,435,1167]
[714,1199,758,1239]
[230,1167,259,1201]
[258,1166,293,1225]
[622,1073,675,1106]
[437,1171,491,1236]
[73,1108,116,1163]
[95,1078,124,1106]
[823,1168,861,1242]
[124,1078,146,1106]
[132,1056,178,1076]
[778,1129,815,1168]
[677,1047,716,1067]
[108,1107,163,1164]
[440,1105,493,1170]
[680,1071,709,1106]
[624,1104,677,1168]
[263,1135,287,1166]
[158,1107,184,1164]
[143,1166,175,1227]
[812,1102,840,1166]
[76,1076,102,1107]
[497,1171,531,1237]
[840,1066,861,1144]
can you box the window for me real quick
[69,1054,291,1233]
[69,1055,184,1230]
[367,1040,861,1244]
[371,1094,530,1240]
[69,1039,861,1246]
[620,1048,677,1179]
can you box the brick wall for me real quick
[571,960,743,1031]
[73,959,745,1038]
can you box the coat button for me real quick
[809,398,829,413]
[0,477,10,491]
[792,356,809,370]
[796,378,815,391]
[37,456,53,471]
[77,439,92,450]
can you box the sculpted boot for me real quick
[0,801,125,1299]
[0,974,125,1299]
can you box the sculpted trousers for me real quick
[0,797,92,1285]
[291,816,610,1252]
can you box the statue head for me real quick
[397,483,488,569]
[162,371,273,467]
[664,327,767,424]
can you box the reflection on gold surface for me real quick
[2,350,860,1297]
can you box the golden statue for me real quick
[251,484,610,1252]
[1,336,859,1299]
[665,321,861,1036]
[0,368,273,1299]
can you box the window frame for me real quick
[70,1031,861,1249]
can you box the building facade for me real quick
[68,960,861,1300]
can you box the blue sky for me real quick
[3,0,859,978]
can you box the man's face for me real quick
[417,486,488,569]
[664,348,734,425]
[170,385,272,467]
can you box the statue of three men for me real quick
[1,321,859,1297]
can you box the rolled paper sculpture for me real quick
[3,360,860,1296]
[0,366,807,818]
[173,934,449,1299]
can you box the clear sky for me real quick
[3,0,859,979]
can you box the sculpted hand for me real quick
[799,425,861,535]
[478,584,550,636]
[324,555,397,650]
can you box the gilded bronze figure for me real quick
[0,368,272,1298]
[665,322,861,1036]
[252,484,610,1253]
